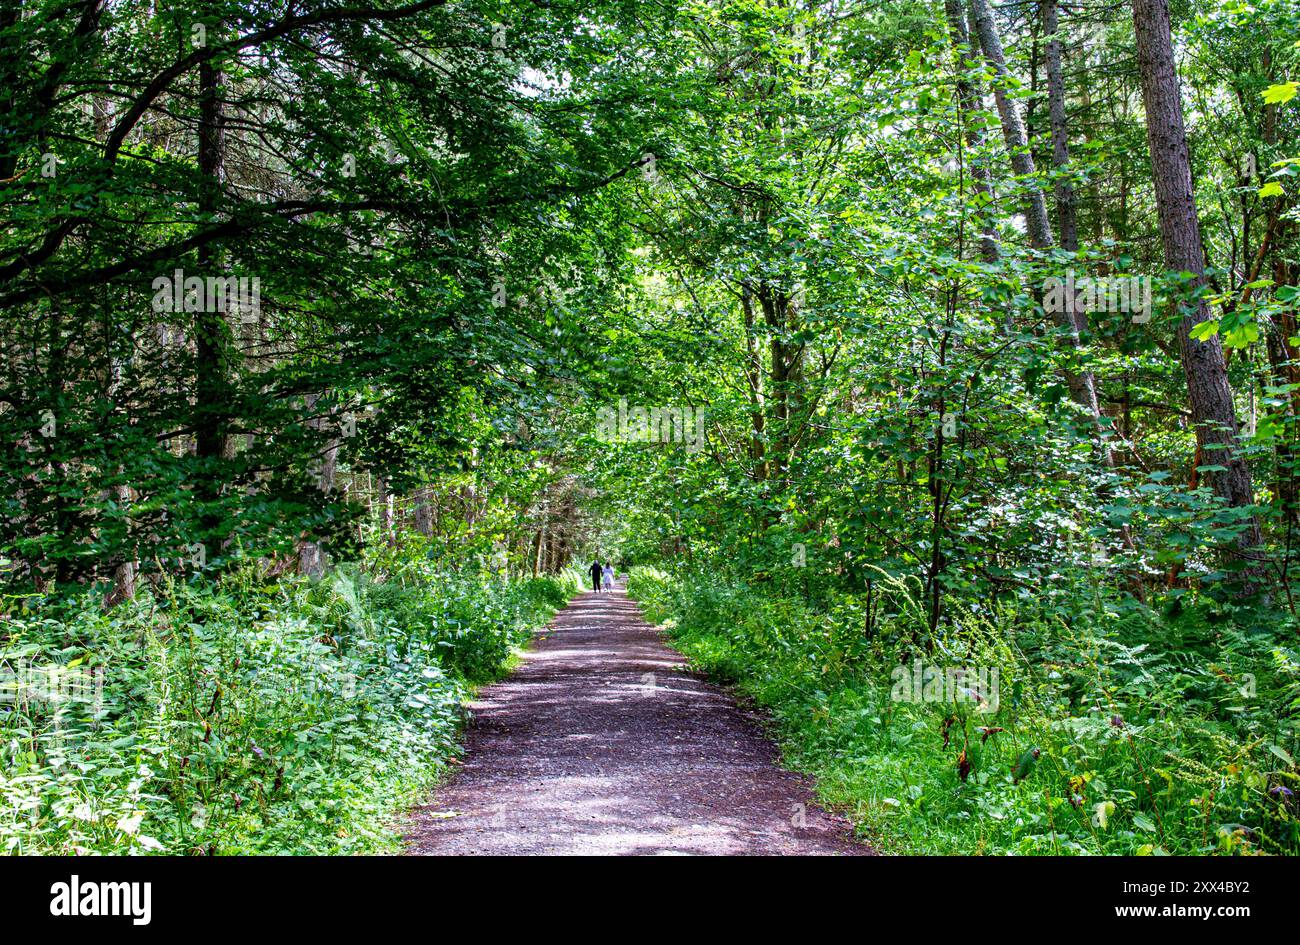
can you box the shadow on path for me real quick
[404,584,869,855]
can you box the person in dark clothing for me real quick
[589,559,603,592]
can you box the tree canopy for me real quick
[3,0,1300,857]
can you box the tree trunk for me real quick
[106,356,137,605]
[193,31,229,555]
[297,393,340,577]
[1130,0,1263,553]
[412,491,434,536]
[969,0,1052,250]
[1042,0,1078,256]
[534,521,546,577]
[1041,0,1113,465]
[970,0,1104,426]
[740,284,768,479]
[378,475,395,541]
[944,0,999,264]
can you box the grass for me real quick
[0,556,583,855]
[628,566,1300,855]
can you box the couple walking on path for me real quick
[589,559,615,592]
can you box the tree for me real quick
[1130,0,1263,555]
[968,0,1105,431]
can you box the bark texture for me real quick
[969,0,1104,425]
[1131,0,1262,550]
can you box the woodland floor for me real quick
[404,584,868,856]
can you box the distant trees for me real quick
[0,1,652,594]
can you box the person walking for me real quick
[602,562,615,591]
[589,559,603,593]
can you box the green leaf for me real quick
[1093,800,1115,830]
[1262,82,1298,105]
[1132,812,1157,833]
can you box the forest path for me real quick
[404,583,867,855]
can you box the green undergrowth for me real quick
[0,556,583,855]
[628,567,1300,855]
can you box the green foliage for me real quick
[0,0,656,588]
[629,567,1300,855]
[0,561,571,855]
[6,0,1300,859]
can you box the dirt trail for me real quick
[405,584,867,855]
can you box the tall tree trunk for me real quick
[412,490,434,536]
[1041,0,1113,466]
[1265,259,1299,520]
[970,0,1104,426]
[108,501,136,605]
[534,519,546,577]
[755,282,802,487]
[297,394,340,577]
[1042,0,1078,256]
[106,357,136,604]
[194,33,228,536]
[377,475,395,542]
[1131,0,1263,554]
[1257,49,1296,522]
[944,0,999,264]
[970,0,1053,250]
[740,284,768,480]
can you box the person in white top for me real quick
[601,563,615,591]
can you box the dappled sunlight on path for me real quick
[404,585,867,856]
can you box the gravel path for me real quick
[404,584,868,855]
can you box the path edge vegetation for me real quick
[1,547,584,856]
[628,568,1299,856]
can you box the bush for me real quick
[517,567,586,613]
[630,568,1300,855]
[627,566,674,619]
[0,561,572,854]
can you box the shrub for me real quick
[0,560,571,854]
[630,568,1300,855]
